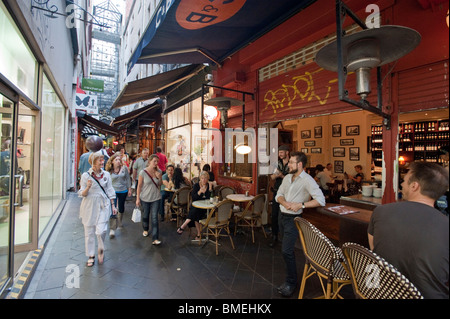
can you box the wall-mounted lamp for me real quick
[399,156,405,165]
[447,10,449,28]
[203,105,218,121]
[235,143,252,155]
[204,96,244,129]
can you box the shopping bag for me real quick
[131,206,141,223]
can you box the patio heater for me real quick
[314,0,421,129]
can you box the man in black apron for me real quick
[269,145,290,247]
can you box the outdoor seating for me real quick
[169,186,191,228]
[199,199,235,255]
[342,242,423,299]
[294,217,351,299]
[234,194,267,243]
[218,186,235,201]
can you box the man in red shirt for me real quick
[156,146,168,174]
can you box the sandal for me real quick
[194,235,201,240]
[86,256,95,267]
[98,249,104,265]
[176,227,184,235]
[143,231,149,237]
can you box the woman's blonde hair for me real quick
[200,171,210,180]
[105,153,122,172]
[88,152,104,166]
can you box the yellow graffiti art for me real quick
[263,68,336,114]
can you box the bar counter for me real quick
[339,194,382,211]
[302,203,373,248]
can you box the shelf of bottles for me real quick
[371,119,449,165]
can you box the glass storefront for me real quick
[39,75,65,235]
[166,98,214,179]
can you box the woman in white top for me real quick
[136,154,162,245]
[78,152,116,267]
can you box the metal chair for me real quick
[342,242,423,299]
[169,186,191,228]
[199,199,235,255]
[234,194,267,243]
[294,217,351,299]
[218,186,235,201]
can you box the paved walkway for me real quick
[20,192,348,299]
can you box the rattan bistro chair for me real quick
[294,217,351,299]
[234,194,267,243]
[218,186,235,201]
[342,242,423,299]
[199,199,235,255]
[169,186,191,228]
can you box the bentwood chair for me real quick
[169,186,191,228]
[326,180,344,203]
[199,199,235,255]
[342,242,423,299]
[294,217,351,299]
[234,194,267,243]
[218,186,235,201]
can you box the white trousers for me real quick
[84,222,107,257]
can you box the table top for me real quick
[164,188,176,192]
[226,194,254,202]
[192,199,216,209]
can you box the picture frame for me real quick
[340,138,354,146]
[301,130,311,139]
[311,147,322,154]
[346,125,360,136]
[301,148,308,153]
[314,126,322,138]
[349,147,360,161]
[332,124,341,137]
[333,147,345,157]
[334,160,344,173]
[304,140,315,147]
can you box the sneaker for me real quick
[109,229,115,238]
[152,239,161,245]
[143,231,149,237]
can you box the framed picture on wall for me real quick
[332,124,341,137]
[333,147,345,157]
[314,126,322,138]
[301,130,311,139]
[301,148,308,153]
[304,140,315,147]
[346,125,360,136]
[334,160,344,173]
[340,138,354,146]
[311,147,322,154]
[349,147,360,161]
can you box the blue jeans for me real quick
[280,214,299,286]
[141,199,160,240]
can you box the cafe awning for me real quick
[127,0,317,73]
[77,110,119,136]
[111,100,162,129]
[111,64,206,109]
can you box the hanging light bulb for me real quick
[203,105,218,121]
[235,143,252,155]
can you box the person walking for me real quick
[275,151,326,297]
[105,153,132,238]
[136,154,162,245]
[133,148,149,192]
[368,161,449,299]
[78,152,117,267]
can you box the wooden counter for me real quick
[302,203,373,248]
[340,194,382,211]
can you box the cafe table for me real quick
[226,194,254,203]
[191,199,217,245]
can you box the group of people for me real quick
[76,141,449,299]
[270,145,448,299]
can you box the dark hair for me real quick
[156,147,162,153]
[166,164,174,170]
[407,161,449,200]
[290,151,307,168]
[173,167,185,189]
[202,164,211,172]
[315,164,324,171]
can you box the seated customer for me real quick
[314,164,333,195]
[368,161,449,299]
[202,163,217,189]
[177,171,211,239]
[344,165,364,195]
[173,167,191,189]
[160,164,175,221]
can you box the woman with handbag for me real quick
[78,152,117,267]
[136,154,162,245]
[105,153,132,238]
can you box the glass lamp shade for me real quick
[204,105,218,121]
[235,143,252,155]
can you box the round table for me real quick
[226,194,254,202]
[191,199,217,245]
